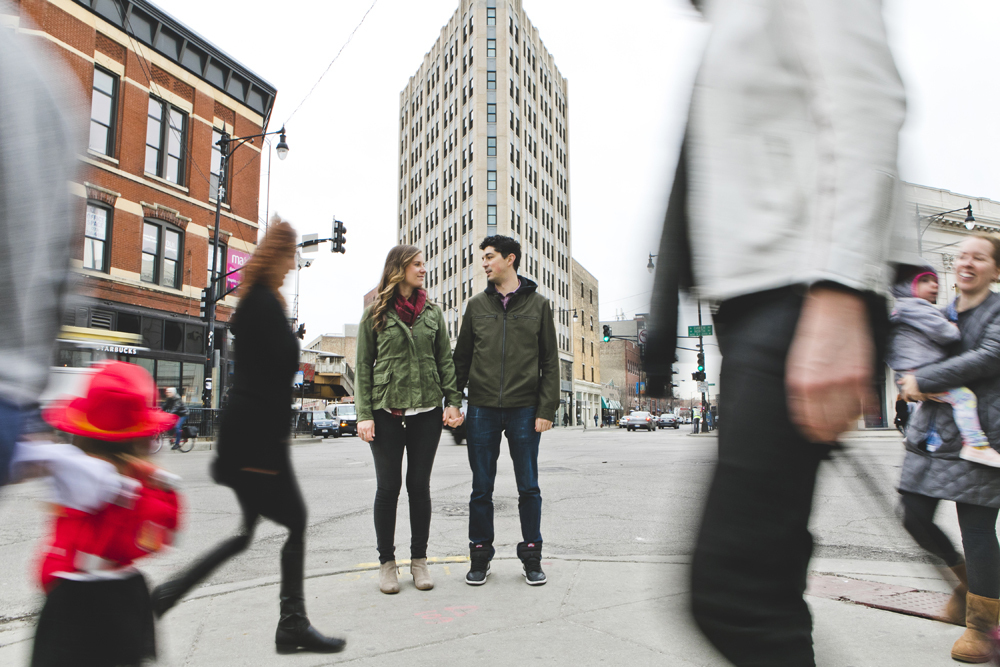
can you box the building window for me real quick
[487,205,497,226]
[487,38,496,57]
[89,67,117,156]
[210,129,228,203]
[487,137,497,156]
[487,103,497,123]
[141,220,183,289]
[487,7,496,25]
[487,171,497,190]
[486,71,496,89]
[84,203,111,272]
[590,289,593,304]
[590,316,594,331]
[145,97,187,185]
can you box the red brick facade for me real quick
[9,0,275,406]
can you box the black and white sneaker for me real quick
[466,545,491,585]
[522,557,546,585]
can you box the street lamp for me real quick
[647,253,657,274]
[558,308,579,323]
[202,126,290,407]
[916,203,975,256]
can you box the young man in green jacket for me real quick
[453,236,559,586]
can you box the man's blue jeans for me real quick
[174,415,187,448]
[466,405,542,558]
[0,399,23,487]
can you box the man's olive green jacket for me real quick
[355,302,463,422]
[453,277,560,422]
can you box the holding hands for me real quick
[444,406,464,428]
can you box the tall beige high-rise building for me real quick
[397,0,575,415]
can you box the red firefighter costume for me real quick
[39,459,181,592]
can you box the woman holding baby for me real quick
[898,234,1000,663]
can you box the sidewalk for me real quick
[0,555,965,666]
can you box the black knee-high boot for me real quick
[274,541,346,654]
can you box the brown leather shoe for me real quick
[951,592,999,663]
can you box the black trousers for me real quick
[370,408,442,563]
[900,491,1000,597]
[691,289,831,667]
[162,464,308,616]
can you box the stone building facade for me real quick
[571,259,601,425]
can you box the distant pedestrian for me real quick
[454,236,559,586]
[594,414,598,428]
[563,413,569,428]
[894,395,909,433]
[161,387,189,450]
[644,0,911,663]
[151,219,345,654]
[355,245,464,594]
[898,235,1000,662]
[30,362,181,667]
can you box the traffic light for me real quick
[199,287,211,319]
[331,219,347,254]
[602,325,611,342]
[295,323,306,340]
[697,351,705,373]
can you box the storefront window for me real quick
[142,318,162,350]
[157,360,181,399]
[164,321,183,352]
[181,363,203,404]
[184,324,204,355]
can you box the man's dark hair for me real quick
[480,235,521,271]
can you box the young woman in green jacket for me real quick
[355,245,463,594]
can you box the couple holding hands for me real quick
[355,236,558,594]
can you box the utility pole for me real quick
[698,299,708,433]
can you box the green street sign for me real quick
[688,325,713,337]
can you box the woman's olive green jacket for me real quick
[355,302,463,422]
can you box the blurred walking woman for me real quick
[356,245,464,594]
[151,219,345,654]
[899,235,1000,663]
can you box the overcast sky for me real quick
[165,0,999,397]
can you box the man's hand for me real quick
[357,420,375,443]
[786,287,873,443]
[443,406,464,427]
[535,418,552,433]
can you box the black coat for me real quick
[215,285,299,476]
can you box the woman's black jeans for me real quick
[370,408,442,563]
[901,491,1000,598]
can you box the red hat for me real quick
[44,361,177,441]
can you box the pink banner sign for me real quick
[226,248,251,292]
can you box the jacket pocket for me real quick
[373,369,391,405]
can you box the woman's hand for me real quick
[357,420,375,443]
[899,374,928,402]
[443,406,463,428]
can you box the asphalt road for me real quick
[0,426,965,665]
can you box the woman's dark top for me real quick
[899,292,1000,507]
[215,284,299,477]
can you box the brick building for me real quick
[571,259,600,425]
[600,315,670,414]
[8,0,277,406]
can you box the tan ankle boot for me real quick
[379,561,399,594]
[951,592,999,663]
[944,563,969,626]
[410,558,434,591]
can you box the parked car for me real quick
[618,415,629,429]
[311,411,340,438]
[657,414,679,429]
[327,402,357,436]
[626,411,655,432]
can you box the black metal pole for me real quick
[202,132,229,408]
[698,299,707,432]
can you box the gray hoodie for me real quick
[887,289,960,372]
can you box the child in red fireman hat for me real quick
[30,361,182,667]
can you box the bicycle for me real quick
[152,424,197,453]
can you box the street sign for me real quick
[637,329,648,344]
[301,233,319,253]
[688,325,713,337]
[697,382,709,393]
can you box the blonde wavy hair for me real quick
[370,244,423,332]
[237,216,297,310]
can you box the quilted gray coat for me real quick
[899,292,1000,507]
